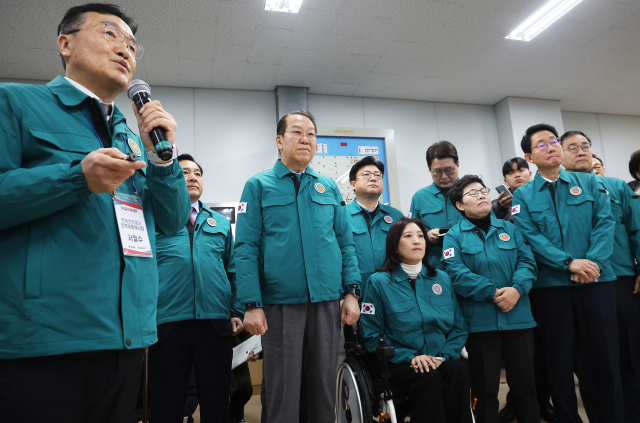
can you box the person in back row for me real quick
[362,217,472,423]
[492,158,532,223]
[347,156,404,300]
[629,149,640,194]
[511,123,621,423]
[410,141,464,270]
[560,131,640,423]
[443,175,539,423]
[592,154,606,176]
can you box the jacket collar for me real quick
[425,182,445,196]
[459,215,506,231]
[533,167,571,191]
[273,159,320,180]
[347,200,392,215]
[392,264,430,282]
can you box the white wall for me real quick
[562,111,640,183]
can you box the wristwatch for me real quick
[244,301,263,310]
[344,284,361,299]
[435,353,446,362]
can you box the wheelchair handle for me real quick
[376,332,395,361]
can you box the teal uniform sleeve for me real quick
[511,228,537,296]
[512,192,572,271]
[585,178,615,272]
[145,160,191,236]
[225,227,244,319]
[333,188,361,290]
[235,181,263,305]
[0,92,91,230]
[361,278,418,363]
[442,234,497,301]
[439,288,468,360]
[409,195,418,219]
[620,183,640,274]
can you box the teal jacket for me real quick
[596,176,640,277]
[155,202,243,325]
[361,267,468,364]
[346,201,405,300]
[234,160,361,305]
[442,217,537,333]
[0,77,190,359]
[410,183,464,270]
[512,169,616,289]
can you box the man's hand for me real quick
[498,191,513,209]
[243,308,268,336]
[427,228,440,244]
[81,148,146,193]
[568,259,600,283]
[494,287,521,312]
[132,101,177,151]
[231,317,244,336]
[633,275,640,294]
[411,355,438,373]
[246,352,259,363]
[341,294,360,326]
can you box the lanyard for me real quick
[79,109,138,198]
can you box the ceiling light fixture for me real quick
[505,0,584,41]
[265,0,303,13]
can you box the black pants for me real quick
[466,329,539,423]
[387,359,472,423]
[0,348,143,423]
[530,282,624,423]
[149,319,232,423]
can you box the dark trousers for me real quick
[387,359,473,423]
[466,329,539,423]
[149,319,232,423]
[0,348,143,423]
[530,282,624,423]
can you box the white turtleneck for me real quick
[401,262,422,279]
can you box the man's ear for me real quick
[455,201,464,212]
[524,153,534,164]
[275,135,283,150]
[349,180,356,191]
[58,34,72,62]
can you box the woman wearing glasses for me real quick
[442,175,539,423]
[361,217,472,423]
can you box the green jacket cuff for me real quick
[68,162,91,199]
[147,158,181,178]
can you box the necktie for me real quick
[288,173,301,195]
[87,100,112,148]
[190,207,197,225]
[546,181,564,244]
[100,102,113,126]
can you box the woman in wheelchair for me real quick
[442,175,538,423]
[361,217,473,423]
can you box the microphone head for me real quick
[128,79,150,99]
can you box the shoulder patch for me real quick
[511,205,520,215]
[443,248,455,259]
[237,202,247,214]
[361,303,375,315]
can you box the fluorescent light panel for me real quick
[506,0,584,41]
[265,0,303,13]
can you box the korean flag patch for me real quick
[443,248,455,259]
[361,303,375,315]
[511,205,520,215]
[237,202,247,214]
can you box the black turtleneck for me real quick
[466,213,491,234]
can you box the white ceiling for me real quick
[2,0,640,115]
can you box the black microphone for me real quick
[127,79,173,161]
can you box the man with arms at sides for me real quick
[511,123,622,423]
[560,130,640,423]
[347,156,404,300]
[492,158,532,223]
[410,141,464,270]
[234,111,361,423]
[150,154,244,423]
[0,4,189,422]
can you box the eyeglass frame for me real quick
[531,139,560,151]
[592,163,605,169]
[284,130,317,140]
[462,187,491,198]
[64,21,144,59]
[430,166,456,177]
[564,143,592,153]
[356,171,383,180]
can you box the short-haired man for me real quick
[512,123,622,423]
[0,4,190,422]
[493,158,532,223]
[235,111,361,423]
[410,141,464,269]
[150,154,243,423]
[592,154,606,176]
[347,156,404,298]
[560,130,640,423]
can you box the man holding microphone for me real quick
[235,110,361,423]
[0,4,189,422]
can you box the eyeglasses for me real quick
[357,171,383,180]
[565,143,591,153]
[285,130,316,140]
[593,164,604,170]
[532,139,560,151]
[463,187,490,198]
[66,22,144,59]
[431,166,456,177]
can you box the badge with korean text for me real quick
[384,216,393,224]
[570,186,582,195]
[113,193,152,257]
[314,183,325,194]
[127,138,142,157]
[207,217,217,227]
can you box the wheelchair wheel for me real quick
[336,356,373,423]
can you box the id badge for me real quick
[113,193,153,258]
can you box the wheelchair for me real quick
[336,323,410,423]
